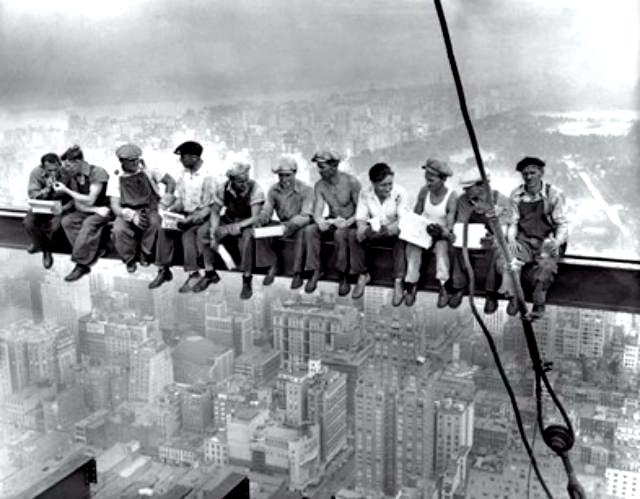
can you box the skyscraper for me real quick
[41,273,91,334]
[434,398,474,474]
[128,339,174,402]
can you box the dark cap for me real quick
[61,145,84,161]
[311,149,342,164]
[516,156,545,172]
[421,158,452,177]
[174,141,203,157]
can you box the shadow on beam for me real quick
[1,208,638,314]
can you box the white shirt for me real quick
[355,184,409,226]
[422,188,453,227]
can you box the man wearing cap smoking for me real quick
[351,162,408,304]
[447,167,511,314]
[53,145,112,282]
[501,156,568,319]
[404,158,457,307]
[23,153,73,269]
[107,144,176,273]
[304,149,361,296]
[148,141,218,292]
[201,160,265,299]
[256,156,314,289]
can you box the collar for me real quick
[517,181,548,198]
[225,179,253,198]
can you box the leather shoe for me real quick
[437,285,449,308]
[126,262,137,273]
[263,265,277,286]
[530,303,546,320]
[338,274,351,297]
[291,273,304,290]
[448,288,464,309]
[148,268,173,289]
[352,273,370,300]
[64,264,90,282]
[392,279,404,307]
[404,283,418,307]
[507,296,519,316]
[240,276,253,300]
[139,253,152,267]
[179,272,201,293]
[305,271,321,293]
[27,243,40,254]
[483,295,499,315]
[192,271,220,293]
[42,252,54,269]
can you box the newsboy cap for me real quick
[272,156,298,174]
[459,167,491,188]
[311,149,342,164]
[174,141,203,157]
[226,162,251,178]
[421,158,452,177]
[516,156,545,172]
[61,145,84,161]
[115,143,143,161]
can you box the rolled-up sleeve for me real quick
[300,185,315,217]
[260,187,276,222]
[201,175,220,208]
[551,187,569,244]
[250,182,265,205]
[27,168,44,199]
[509,190,521,227]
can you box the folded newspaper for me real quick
[28,199,61,215]
[398,211,433,249]
[159,210,185,230]
[253,225,286,239]
[452,223,487,250]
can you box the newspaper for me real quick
[398,211,433,249]
[28,199,61,215]
[452,223,487,250]
[253,225,286,239]
[159,210,185,230]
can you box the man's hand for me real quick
[385,222,400,237]
[94,206,111,218]
[209,236,219,250]
[228,223,241,236]
[121,208,136,222]
[317,220,331,232]
[333,217,348,229]
[52,182,67,194]
[159,193,175,209]
[356,225,368,243]
[283,221,297,238]
[426,223,444,240]
[51,203,63,216]
[507,238,522,258]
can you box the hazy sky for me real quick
[1,0,638,109]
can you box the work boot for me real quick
[192,270,221,293]
[437,284,449,309]
[530,303,546,320]
[240,275,253,300]
[27,243,40,254]
[506,296,519,316]
[352,273,370,300]
[305,270,321,294]
[405,282,418,307]
[42,251,54,270]
[483,295,499,315]
[290,273,304,290]
[338,274,351,297]
[64,264,91,282]
[178,272,201,293]
[448,288,464,309]
[263,265,277,286]
[148,267,173,289]
[392,279,405,307]
[126,262,137,273]
[139,253,153,267]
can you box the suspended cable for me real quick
[430,1,585,497]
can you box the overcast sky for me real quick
[1,0,638,109]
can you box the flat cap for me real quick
[311,149,342,164]
[61,145,83,161]
[516,156,545,172]
[421,158,452,177]
[272,156,298,174]
[459,168,491,188]
[226,161,251,178]
[174,141,203,157]
[115,143,143,160]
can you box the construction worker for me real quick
[447,168,511,314]
[107,144,176,273]
[53,145,112,282]
[203,161,266,299]
[304,150,361,296]
[23,153,72,269]
[502,156,568,319]
[257,156,314,289]
[148,141,218,293]
[352,162,408,304]
[404,158,457,307]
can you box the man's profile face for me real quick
[43,160,59,178]
[120,158,139,173]
[521,165,544,188]
[425,170,444,191]
[317,161,338,180]
[231,173,250,193]
[465,183,489,208]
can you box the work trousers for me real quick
[450,246,500,293]
[304,224,354,274]
[112,211,161,265]
[61,210,113,266]
[23,211,61,252]
[250,222,307,274]
[156,223,214,272]
[405,240,450,284]
[349,231,406,279]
